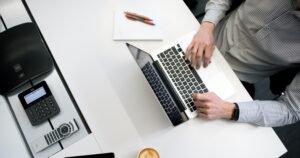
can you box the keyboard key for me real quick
[157,44,208,113]
[142,62,184,126]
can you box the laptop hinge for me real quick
[180,112,189,121]
[152,61,186,112]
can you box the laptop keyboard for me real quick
[157,44,208,112]
[142,62,184,126]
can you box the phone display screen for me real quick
[19,81,52,109]
[24,87,47,104]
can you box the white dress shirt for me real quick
[202,0,300,126]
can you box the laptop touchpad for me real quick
[196,61,235,100]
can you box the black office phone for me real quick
[18,81,60,126]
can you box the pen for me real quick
[124,11,153,21]
[125,14,155,26]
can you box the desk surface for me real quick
[21,0,287,157]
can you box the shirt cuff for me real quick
[202,9,226,25]
[236,101,260,123]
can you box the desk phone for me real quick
[18,81,60,126]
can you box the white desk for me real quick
[5,0,287,157]
[0,1,99,157]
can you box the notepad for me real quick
[113,9,163,41]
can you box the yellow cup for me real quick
[137,148,160,158]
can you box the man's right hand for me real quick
[185,22,215,69]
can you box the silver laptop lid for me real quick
[126,43,154,68]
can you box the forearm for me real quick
[202,0,232,25]
[237,100,300,127]
[200,22,216,34]
[237,73,300,127]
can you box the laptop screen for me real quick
[126,43,154,68]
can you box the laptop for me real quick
[126,32,235,126]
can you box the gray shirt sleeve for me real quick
[237,72,300,127]
[202,0,232,25]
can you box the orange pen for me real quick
[125,14,155,26]
[124,11,153,21]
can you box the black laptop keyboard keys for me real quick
[157,44,208,113]
[142,62,184,126]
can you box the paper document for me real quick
[113,9,163,40]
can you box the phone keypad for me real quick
[26,96,60,126]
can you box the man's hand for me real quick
[193,92,235,120]
[185,22,215,69]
